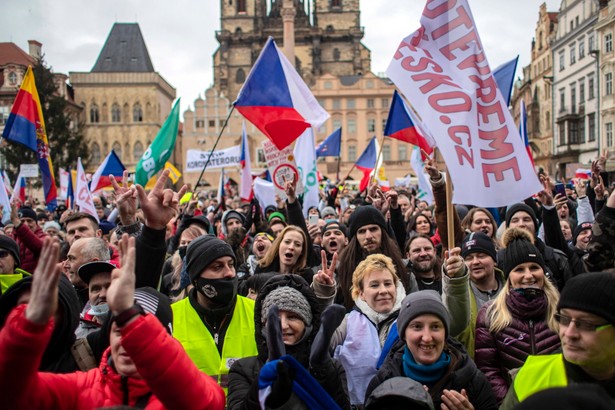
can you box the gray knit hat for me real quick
[261,286,313,326]
[397,290,450,339]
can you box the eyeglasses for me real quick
[0,251,10,258]
[554,313,612,332]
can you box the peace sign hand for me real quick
[283,174,298,204]
[314,250,337,286]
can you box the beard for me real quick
[412,257,436,275]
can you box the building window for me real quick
[569,121,579,144]
[606,33,613,53]
[588,113,596,142]
[570,85,576,113]
[606,73,613,95]
[366,80,374,89]
[579,38,585,59]
[367,119,376,132]
[382,118,388,131]
[332,99,341,109]
[90,104,100,123]
[332,118,342,130]
[559,89,565,112]
[381,98,390,108]
[237,0,246,13]
[111,103,121,123]
[382,144,391,161]
[90,143,101,164]
[589,75,595,99]
[579,117,585,143]
[333,48,340,61]
[347,98,355,109]
[324,81,332,89]
[236,68,246,84]
[399,145,407,161]
[133,103,143,122]
[589,35,595,52]
[0,105,10,125]
[196,120,205,128]
[546,111,551,131]
[8,71,18,85]
[367,98,375,108]
[347,118,356,133]
[348,145,356,162]
[607,122,614,147]
[570,44,576,65]
[112,142,122,160]
[559,123,566,145]
[579,80,585,102]
[133,141,144,161]
[559,51,565,71]
[208,120,215,127]
[331,0,342,8]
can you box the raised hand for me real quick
[135,169,188,230]
[574,178,587,198]
[424,155,441,180]
[107,234,137,315]
[444,247,464,279]
[111,170,137,225]
[536,175,554,206]
[25,238,61,325]
[283,174,298,204]
[307,223,322,245]
[385,189,398,210]
[313,250,337,286]
[10,200,20,226]
[265,304,286,361]
[595,175,606,200]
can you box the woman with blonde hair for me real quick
[326,253,406,407]
[475,227,560,404]
[255,225,313,284]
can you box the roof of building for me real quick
[91,23,154,73]
[0,42,36,67]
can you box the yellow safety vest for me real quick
[0,269,31,294]
[172,296,258,394]
[513,354,568,402]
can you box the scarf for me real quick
[402,345,451,387]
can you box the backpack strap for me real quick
[71,338,98,371]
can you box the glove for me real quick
[265,304,286,361]
[264,360,295,408]
[309,304,345,368]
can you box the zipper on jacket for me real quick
[213,316,228,346]
[529,320,536,355]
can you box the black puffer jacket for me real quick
[227,274,350,409]
[366,337,497,410]
[0,275,81,373]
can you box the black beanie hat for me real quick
[572,222,592,245]
[502,228,547,278]
[505,203,538,231]
[185,235,236,281]
[0,235,20,267]
[558,272,615,325]
[348,206,387,238]
[321,221,348,237]
[461,232,496,261]
[18,206,37,221]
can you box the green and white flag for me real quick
[135,99,181,185]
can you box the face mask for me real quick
[194,276,238,306]
[178,245,187,259]
[513,287,544,301]
[88,303,110,317]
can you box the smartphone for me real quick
[554,183,566,197]
[308,214,319,225]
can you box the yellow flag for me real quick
[164,162,182,184]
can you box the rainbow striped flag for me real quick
[2,66,57,210]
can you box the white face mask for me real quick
[88,303,110,317]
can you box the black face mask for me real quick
[194,276,238,306]
[513,287,544,301]
[178,245,187,259]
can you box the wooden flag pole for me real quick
[445,166,455,251]
[194,106,235,189]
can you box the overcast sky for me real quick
[2,0,561,118]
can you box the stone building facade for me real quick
[595,0,615,170]
[69,23,177,171]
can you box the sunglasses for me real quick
[554,313,612,332]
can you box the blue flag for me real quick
[316,127,341,158]
[493,56,518,106]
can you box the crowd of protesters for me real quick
[0,149,614,409]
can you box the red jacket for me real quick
[12,224,48,273]
[0,304,225,409]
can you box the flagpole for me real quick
[194,106,235,189]
[335,156,341,181]
[370,135,386,186]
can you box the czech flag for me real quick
[240,122,253,202]
[384,91,433,157]
[2,66,57,210]
[89,150,126,192]
[575,168,592,180]
[519,100,535,168]
[66,168,75,209]
[316,127,342,158]
[355,137,378,192]
[234,37,329,150]
[10,173,26,204]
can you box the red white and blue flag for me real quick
[575,168,592,180]
[76,158,99,222]
[519,100,535,168]
[234,37,329,150]
[355,137,378,192]
[2,66,57,210]
[384,90,434,157]
[10,172,26,204]
[89,150,126,192]
[66,168,75,209]
[240,122,253,202]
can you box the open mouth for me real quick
[418,344,435,352]
[284,252,294,260]
[328,240,338,249]
[256,243,266,252]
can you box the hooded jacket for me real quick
[12,223,48,273]
[0,304,225,409]
[0,275,81,373]
[366,337,497,410]
[227,274,350,409]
